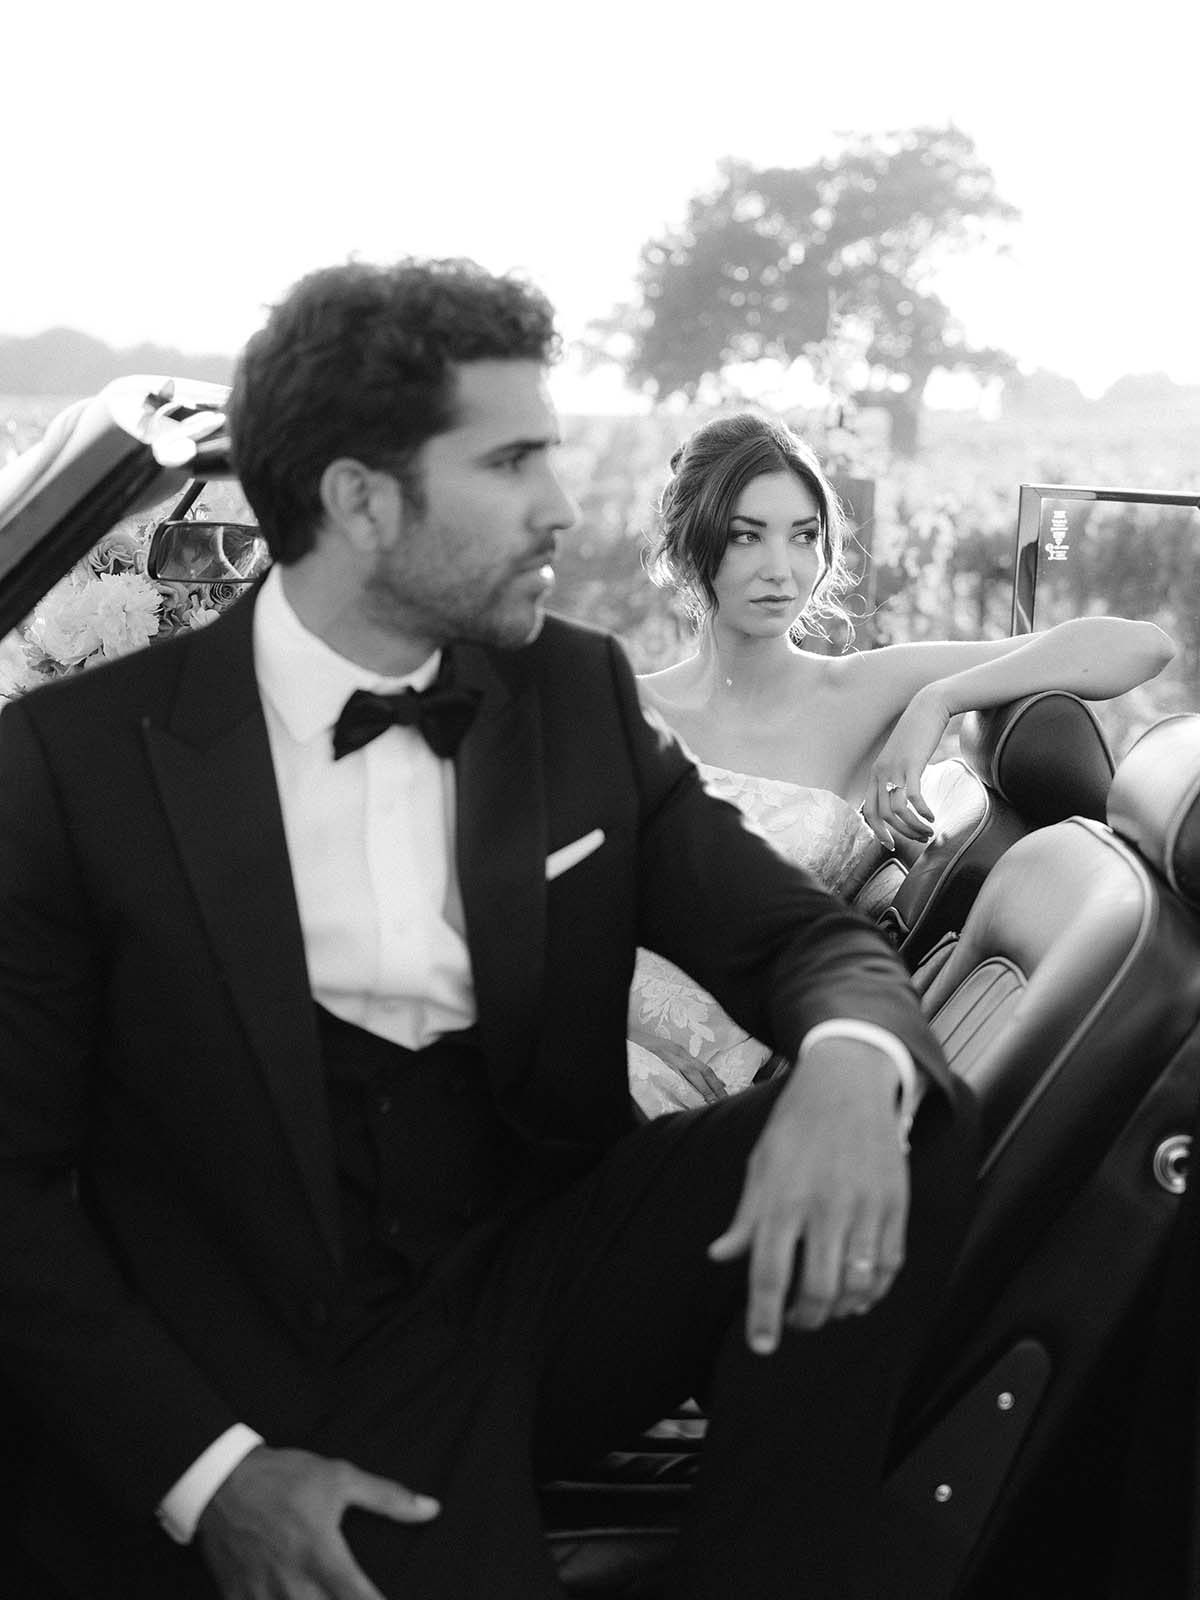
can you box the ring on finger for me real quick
[884,781,904,797]
[846,1255,876,1276]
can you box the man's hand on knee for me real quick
[708,1038,910,1352]
[197,1443,440,1599]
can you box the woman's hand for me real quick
[862,687,946,847]
[628,1026,727,1104]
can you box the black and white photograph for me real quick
[1,3,1198,1595]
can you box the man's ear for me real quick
[318,459,402,554]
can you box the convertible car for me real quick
[3,378,1200,1598]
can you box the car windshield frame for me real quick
[1011,482,1200,634]
[0,376,233,639]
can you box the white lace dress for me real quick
[628,763,884,1118]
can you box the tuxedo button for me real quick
[382,1216,403,1240]
[376,1094,394,1116]
[306,1298,331,1329]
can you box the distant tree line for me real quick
[0,328,233,395]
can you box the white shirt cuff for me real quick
[156,1423,264,1545]
[799,1019,923,1145]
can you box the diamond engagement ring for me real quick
[884,781,902,794]
[847,1257,876,1273]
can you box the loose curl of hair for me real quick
[227,257,560,564]
[645,411,857,646]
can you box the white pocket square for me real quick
[546,828,606,881]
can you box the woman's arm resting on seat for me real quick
[862,618,1175,845]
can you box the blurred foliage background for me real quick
[4,386,1197,759]
[3,126,1198,756]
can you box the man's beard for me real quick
[363,560,546,652]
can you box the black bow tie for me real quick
[332,681,481,761]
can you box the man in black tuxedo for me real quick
[0,259,975,1600]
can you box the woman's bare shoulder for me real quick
[800,643,873,686]
[805,644,921,731]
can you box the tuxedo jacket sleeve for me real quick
[446,618,955,1173]
[0,692,243,1516]
[514,621,953,1096]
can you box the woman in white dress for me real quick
[628,411,1175,1116]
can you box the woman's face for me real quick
[710,470,823,636]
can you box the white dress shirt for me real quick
[254,564,476,1046]
[157,567,916,1541]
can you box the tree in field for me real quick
[591,126,1018,456]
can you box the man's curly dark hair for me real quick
[227,258,560,563]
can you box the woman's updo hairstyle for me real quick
[646,411,856,644]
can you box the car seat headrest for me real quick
[959,691,1115,827]
[1107,714,1200,907]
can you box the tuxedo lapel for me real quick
[142,592,341,1266]
[452,644,546,1106]
[140,613,548,1254]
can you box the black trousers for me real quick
[69,1074,976,1600]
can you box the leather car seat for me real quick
[880,713,1200,1595]
[548,713,1200,1598]
[870,690,1115,970]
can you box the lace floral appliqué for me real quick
[628,768,883,1118]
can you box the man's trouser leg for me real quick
[114,1073,974,1600]
[517,1072,977,1599]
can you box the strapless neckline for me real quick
[695,761,861,815]
[688,761,882,898]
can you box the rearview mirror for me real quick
[146,520,270,583]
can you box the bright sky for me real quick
[5,0,1198,402]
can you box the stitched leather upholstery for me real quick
[903,710,1200,1315]
[915,815,1200,1281]
[960,689,1115,828]
[1106,713,1200,904]
[878,692,1116,969]
[877,720,1200,1593]
[551,711,1200,1596]
[874,758,1021,968]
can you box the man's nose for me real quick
[535,466,580,535]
